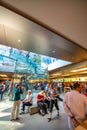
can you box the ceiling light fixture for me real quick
[0,74,7,77]
[52,73,61,76]
[71,67,87,72]
[72,57,74,59]
[18,39,21,42]
[52,50,55,53]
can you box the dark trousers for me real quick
[57,95,63,101]
[22,102,32,111]
[37,101,47,114]
[0,91,3,100]
[44,99,50,109]
[49,99,59,113]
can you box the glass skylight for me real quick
[0,44,71,78]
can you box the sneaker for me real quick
[20,111,25,115]
[45,112,49,114]
[47,118,52,122]
[19,112,22,115]
[57,112,60,116]
[15,117,20,120]
[10,119,15,121]
[41,112,45,116]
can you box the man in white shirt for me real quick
[63,82,87,130]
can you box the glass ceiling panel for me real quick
[0,44,71,79]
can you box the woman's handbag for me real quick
[65,102,87,130]
[75,120,87,130]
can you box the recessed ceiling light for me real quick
[72,57,74,59]
[52,50,55,53]
[18,39,21,42]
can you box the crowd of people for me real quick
[9,82,62,122]
[0,80,87,129]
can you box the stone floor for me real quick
[0,93,69,130]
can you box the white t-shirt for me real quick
[25,94,33,104]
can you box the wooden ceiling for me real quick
[0,0,87,78]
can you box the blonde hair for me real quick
[39,91,44,95]
[28,90,32,93]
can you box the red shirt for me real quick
[84,93,87,97]
[37,94,44,103]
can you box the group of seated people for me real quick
[20,90,48,115]
[20,83,62,122]
[37,83,61,122]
